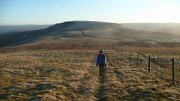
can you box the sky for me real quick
[0,0,180,25]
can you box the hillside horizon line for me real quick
[1,20,180,26]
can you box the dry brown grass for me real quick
[0,48,180,101]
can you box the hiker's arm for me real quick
[105,56,107,67]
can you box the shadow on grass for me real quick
[98,68,107,101]
[0,83,57,100]
[119,89,170,101]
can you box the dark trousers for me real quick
[98,64,105,77]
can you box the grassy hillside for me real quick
[1,21,180,48]
[0,49,179,100]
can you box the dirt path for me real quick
[98,72,106,101]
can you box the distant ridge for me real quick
[0,25,51,34]
[122,23,180,34]
[0,21,180,48]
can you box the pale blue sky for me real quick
[1,0,180,25]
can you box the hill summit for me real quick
[0,21,180,48]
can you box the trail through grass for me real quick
[0,50,179,101]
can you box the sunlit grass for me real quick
[0,49,180,100]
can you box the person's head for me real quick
[99,50,103,54]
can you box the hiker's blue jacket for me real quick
[96,53,106,64]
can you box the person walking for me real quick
[96,50,106,78]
